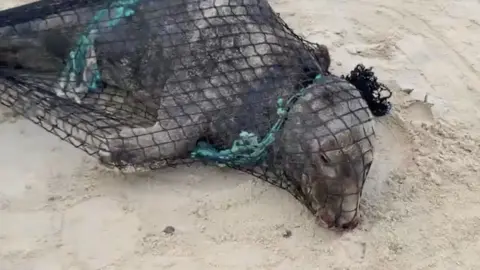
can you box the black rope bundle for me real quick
[343,64,392,117]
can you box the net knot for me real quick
[276,98,288,117]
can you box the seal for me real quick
[95,0,374,229]
[0,0,376,230]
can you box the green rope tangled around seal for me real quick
[190,74,324,167]
[59,0,139,93]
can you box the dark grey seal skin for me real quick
[0,0,374,230]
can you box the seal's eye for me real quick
[320,153,330,164]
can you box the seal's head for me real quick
[281,75,375,230]
[311,123,374,230]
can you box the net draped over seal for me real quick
[0,0,392,229]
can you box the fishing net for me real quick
[0,0,391,229]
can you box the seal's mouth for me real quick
[316,207,360,231]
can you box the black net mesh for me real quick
[0,0,391,230]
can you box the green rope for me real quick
[59,0,139,93]
[190,74,324,167]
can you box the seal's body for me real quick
[0,0,374,230]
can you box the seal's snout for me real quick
[317,207,360,230]
[311,142,373,230]
[315,190,362,230]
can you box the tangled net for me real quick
[343,64,392,117]
[0,0,392,229]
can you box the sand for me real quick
[1,0,479,269]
